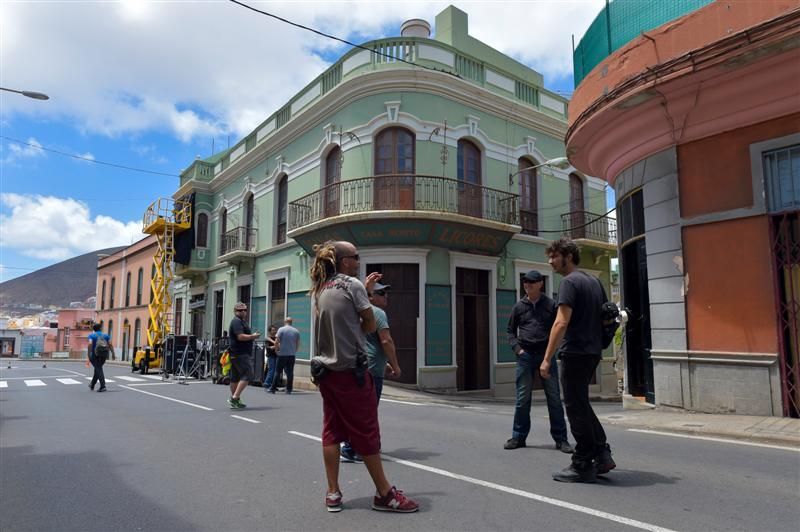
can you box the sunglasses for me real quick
[373,290,387,297]
[341,254,360,261]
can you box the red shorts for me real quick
[319,370,381,456]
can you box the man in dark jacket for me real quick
[505,270,573,453]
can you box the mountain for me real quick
[0,246,125,312]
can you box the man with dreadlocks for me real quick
[310,240,419,514]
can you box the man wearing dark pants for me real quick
[87,323,113,392]
[269,317,300,394]
[541,238,615,483]
[228,301,260,409]
[505,270,573,454]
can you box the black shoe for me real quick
[267,388,276,394]
[555,441,575,454]
[285,390,292,395]
[89,384,94,391]
[503,438,526,450]
[97,387,107,393]
[596,444,616,474]
[553,463,596,483]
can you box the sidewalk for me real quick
[377,383,800,448]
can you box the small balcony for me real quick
[219,226,258,263]
[561,211,617,247]
[288,175,520,255]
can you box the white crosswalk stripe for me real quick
[84,377,116,383]
[24,379,46,387]
[0,381,7,388]
[115,376,147,382]
[56,378,82,385]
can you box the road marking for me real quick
[231,415,261,424]
[381,398,426,406]
[118,385,213,411]
[288,430,676,532]
[0,381,7,388]
[56,378,81,385]
[628,429,800,452]
[2,375,85,380]
[115,376,146,382]
[83,377,116,383]
[140,375,166,380]
[24,379,47,387]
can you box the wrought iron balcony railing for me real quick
[561,211,617,244]
[220,226,257,257]
[288,174,519,231]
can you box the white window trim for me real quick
[265,267,290,333]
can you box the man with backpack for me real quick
[88,322,114,392]
[540,238,616,483]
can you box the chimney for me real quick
[400,18,431,38]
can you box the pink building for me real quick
[50,309,95,357]
[95,235,157,362]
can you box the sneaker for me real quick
[267,388,276,394]
[372,486,419,513]
[227,397,239,409]
[555,441,575,454]
[88,384,94,391]
[325,491,343,513]
[340,446,363,464]
[236,399,246,408]
[97,387,107,393]
[503,438,526,450]
[596,444,616,474]
[553,463,597,483]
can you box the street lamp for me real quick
[0,86,50,100]
[509,156,571,186]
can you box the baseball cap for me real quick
[522,270,543,283]
[234,301,248,311]
[372,282,391,292]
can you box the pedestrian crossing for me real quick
[0,373,196,389]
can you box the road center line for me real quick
[627,429,800,452]
[380,398,426,406]
[118,385,214,411]
[287,430,675,532]
[231,415,261,424]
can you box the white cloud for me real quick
[0,1,603,143]
[0,194,142,260]
[3,137,45,164]
[77,152,95,162]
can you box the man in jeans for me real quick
[269,317,300,394]
[506,270,573,454]
[541,238,615,483]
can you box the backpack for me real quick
[94,335,111,359]
[592,275,620,350]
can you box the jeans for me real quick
[342,374,383,456]
[90,355,106,389]
[561,355,606,466]
[270,356,295,392]
[264,354,277,387]
[511,351,568,443]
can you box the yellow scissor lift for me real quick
[132,197,191,376]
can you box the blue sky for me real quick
[1,0,606,283]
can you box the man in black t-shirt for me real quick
[227,301,260,409]
[540,238,615,483]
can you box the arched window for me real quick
[196,212,209,248]
[244,194,255,250]
[324,147,341,218]
[457,139,482,217]
[100,280,106,310]
[123,319,129,360]
[134,318,141,349]
[569,173,585,239]
[125,271,131,307]
[150,264,156,303]
[108,320,113,345]
[374,128,415,210]
[276,175,288,244]
[220,208,228,255]
[518,157,538,235]
[109,277,116,309]
[136,268,143,306]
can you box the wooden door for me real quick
[457,140,482,218]
[324,147,341,217]
[569,173,585,239]
[374,128,415,210]
[455,268,490,390]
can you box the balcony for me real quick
[219,226,258,263]
[288,175,520,255]
[561,211,617,247]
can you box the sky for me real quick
[0,0,607,283]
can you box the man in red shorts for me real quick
[309,240,419,514]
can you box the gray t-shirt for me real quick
[366,305,389,378]
[314,273,371,371]
[276,325,300,357]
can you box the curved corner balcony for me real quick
[561,211,617,248]
[288,175,520,255]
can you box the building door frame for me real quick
[450,252,499,389]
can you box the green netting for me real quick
[573,0,714,85]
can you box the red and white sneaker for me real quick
[372,486,419,513]
[325,491,343,513]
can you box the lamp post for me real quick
[508,156,571,186]
[0,86,50,100]
[42,332,48,368]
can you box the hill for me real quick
[0,246,125,312]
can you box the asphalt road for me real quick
[1,361,798,532]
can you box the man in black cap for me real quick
[505,270,573,453]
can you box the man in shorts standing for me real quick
[309,240,418,514]
[228,301,260,409]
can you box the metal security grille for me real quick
[772,212,800,418]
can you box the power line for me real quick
[0,136,181,177]
[228,0,459,78]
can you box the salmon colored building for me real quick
[95,235,158,362]
[50,309,95,357]
[568,2,799,416]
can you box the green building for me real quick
[171,6,616,396]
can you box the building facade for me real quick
[95,235,158,362]
[172,7,616,395]
[567,1,800,416]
